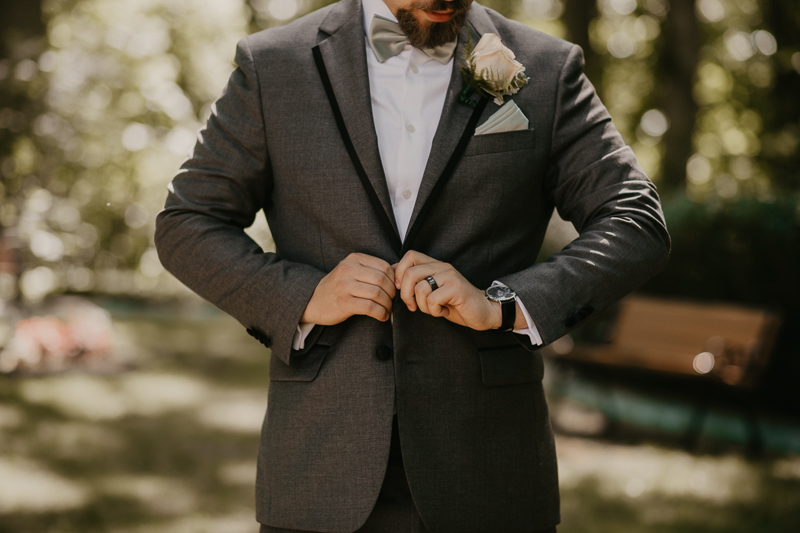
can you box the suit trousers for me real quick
[259,416,557,533]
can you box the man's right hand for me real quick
[301,253,397,325]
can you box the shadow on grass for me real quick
[2,311,800,532]
[559,466,800,533]
[0,313,268,533]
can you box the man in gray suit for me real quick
[155,0,670,531]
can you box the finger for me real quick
[351,264,396,300]
[341,256,396,299]
[349,280,394,314]
[355,253,395,280]
[414,279,433,315]
[346,253,396,289]
[349,296,391,322]
[427,283,460,318]
[400,265,433,311]
[401,264,444,311]
[394,250,434,289]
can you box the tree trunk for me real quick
[0,0,45,58]
[562,0,602,92]
[658,0,701,192]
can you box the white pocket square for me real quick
[475,100,529,135]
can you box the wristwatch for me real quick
[485,285,517,332]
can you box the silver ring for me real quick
[425,276,439,291]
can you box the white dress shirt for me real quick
[363,0,451,240]
[293,0,542,349]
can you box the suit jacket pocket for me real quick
[464,128,536,157]
[479,344,544,386]
[270,343,329,382]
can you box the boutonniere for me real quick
[459,33,529,107]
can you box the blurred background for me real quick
[1,0,799,531]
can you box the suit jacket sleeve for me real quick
[154,37,326,364]
[500,44,670,345]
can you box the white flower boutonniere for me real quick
[461,33,529,106]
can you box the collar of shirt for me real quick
[362,0,399,31]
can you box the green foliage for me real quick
[753,0,800,192]
[642,195,800,310]
[0,0,344,305]
[0,0,798,304]
[1,0,255,303]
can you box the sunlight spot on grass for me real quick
[773,457,800,480]
[109,509,256,533]
[120,373,208,415]
[99,475,197,515]
[557,436,759,504]
[0,403,23,429]
[218,460,257,486]
[0,457,91,512]
[34,421,124,458]
[552,400,608,436]
[196,392,266,434]
[625,477,646,497]
[20,375,128,420]
[18,372,211,420]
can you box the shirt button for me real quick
[409,64,418,74]
[406,124,415,133]
[402,189,411,199]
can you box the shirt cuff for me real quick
[491,281,543,346]
[292,322,316,351]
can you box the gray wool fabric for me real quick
[154,1,670,532]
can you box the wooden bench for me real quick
[546,295,781,387]
[544,295,782,453]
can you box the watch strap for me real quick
[499,298,515,331]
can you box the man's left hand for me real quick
[394,251,502,331]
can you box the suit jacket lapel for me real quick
[315,0,401,248]
[403,6,498,249]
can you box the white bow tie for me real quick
[368,15,457,64]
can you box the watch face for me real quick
[486,285,515,302]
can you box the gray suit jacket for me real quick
[155,1,670,531]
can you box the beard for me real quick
[396,0,472,49]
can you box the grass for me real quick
[1,307,799,532]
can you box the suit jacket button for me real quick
[375,346,392,361]
[564,315,578,328]
[246,327,256,337]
